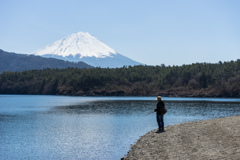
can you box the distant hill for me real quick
[0,49,93,73]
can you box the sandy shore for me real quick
[123,115,240,160]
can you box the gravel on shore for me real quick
[123,115,240,160]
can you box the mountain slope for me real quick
[32,32,142,68]
[0,49,93,73]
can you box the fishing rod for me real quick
[145,111,155,116]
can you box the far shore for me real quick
[123,115,240,160]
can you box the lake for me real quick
[0,95,240,159]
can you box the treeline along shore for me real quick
[0,60,240,97]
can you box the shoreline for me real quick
[1,93,240,98]
[123,115,240,160]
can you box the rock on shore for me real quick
[124,115,240,160]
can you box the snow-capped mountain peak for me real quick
[33,32,116,58]
[31,31,142,68]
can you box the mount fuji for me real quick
[32,32,142,68]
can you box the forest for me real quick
[0,59,240,97]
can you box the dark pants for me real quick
[157,114,164,130]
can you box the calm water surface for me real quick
[0,95,240,159]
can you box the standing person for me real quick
[154,96,166,132]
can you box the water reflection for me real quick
[51,100,156,115]
[52,100,240,119]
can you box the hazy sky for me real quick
[1,0,240,66]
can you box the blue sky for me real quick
[1,0,240,66]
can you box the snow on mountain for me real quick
[32,32,142,68]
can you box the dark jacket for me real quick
[155,101,165,115]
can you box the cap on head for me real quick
[157,96,162,101]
